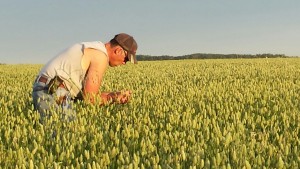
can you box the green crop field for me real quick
[0,58,300,168]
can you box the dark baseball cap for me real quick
[113,33,138,64]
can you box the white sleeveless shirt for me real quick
[39,41,108,97]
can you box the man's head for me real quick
[107,33,138,66]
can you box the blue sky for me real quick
[1,0,300,64]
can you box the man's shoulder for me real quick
[84,48,107,56]
[81,41,107,55]
[82,48,108,70]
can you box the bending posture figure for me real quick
[32,33,138,122]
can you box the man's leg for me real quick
[56,87,76,122]
[32,89,59,124]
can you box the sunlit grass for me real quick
[0,58,299,168]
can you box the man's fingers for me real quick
[119,96,129,104]
[115,90,132,104]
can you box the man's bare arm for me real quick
[82,49,132,105]
[83,49,108,104]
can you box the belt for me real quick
[34,75,69,105]
[37,75,65,88]
[37,75,49,84]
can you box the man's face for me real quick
[109,46,129,67]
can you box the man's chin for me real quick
[108,62,115,67]
[109,62,124,67]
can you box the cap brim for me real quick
[129,53,137,64]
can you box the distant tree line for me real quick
[137,53,288,61]
[0,53,292,65]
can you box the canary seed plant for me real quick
[0,58,300,168]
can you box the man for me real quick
[32,33,137,122]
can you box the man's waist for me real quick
[38,75,65,88]
[34,75,67,93]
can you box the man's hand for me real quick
[113,90,132,104]
[101,90,132,105]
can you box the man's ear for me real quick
[114,46,123,55]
